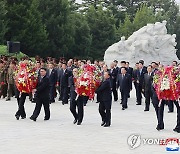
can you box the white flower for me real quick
[160,77,170,91]
[80,81,88,86]
[18,77,25,83]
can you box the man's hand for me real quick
[32,89,37,94]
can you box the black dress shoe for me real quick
[21,117,26,119]
[156,127,164,131]
[104,124,110,127]
[6,98,10,101]
[30,117,36,122]
[168,111,173,113]
[122,108,125,110]
[144,109,149,111]
[73,119,77,124]
[77,121,81,125]
[136,103,141,105]
[173,128,180,133]
[15,115,20,120]
[44,118,49,121]
[101,121,106,126]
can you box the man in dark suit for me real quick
[96,71,112,127]
[117,67,132,110]
[133,61,147,105]
[15,92,29,120]
[109,62,118,101]
[126,62,133,78]
[113,60,119,75]
[58,63,72,105]
[142,65,154,111]
[151,86,166,131]
[30,68,50,121]
[47,63,57,103]
[69,68,84,125]
[173,100,180,133]
[126,62,133,98]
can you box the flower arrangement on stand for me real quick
[153,66,180,101]
[74,64,102,100]
[15,60,38,93]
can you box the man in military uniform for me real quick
[0,60,7,99]
[6,61,16,101]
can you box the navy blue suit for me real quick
[133,68,147,104]
[69,76,84,123]
[58,69,72,104]
[117,73,132,108]
[47,69,57,102]
[96,78,112,125]
[31,76,50,120]
[109,68,118,101]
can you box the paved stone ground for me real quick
[0,90,179,154]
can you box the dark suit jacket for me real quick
[117,73,132,92]
[143,72,154,92]
[58,69,72,87]
[110,68,118,81]
[47,69,57,86]
[36,76,50,99]
[95,78,112,102]
[134,68,147,85]
[126,67,133,78]
[68,76,77,100]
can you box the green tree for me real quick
[118,13,133,39]
[39,0,75,57]
[5,0,48,57]
[133,4,155,32]
[0,0,7,44]
[86,6,116,59]
[70,13,92,59]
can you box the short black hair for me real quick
[173,61,178,65]
[121,61,126,64]
[113,60,118,63]
[121,67,127,71]
[139,60,144,65]
[147,65,152,68]
[40,67,47,71]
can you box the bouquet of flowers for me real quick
[74,64,102,100]
[15,60,38,93]
[153,66,180,101]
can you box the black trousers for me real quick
[112,81,118,101]
[144,90,152,110]
[174,101,180,130]
[136,83,143,104]
[15,93,28,118]
[49,85,56,102]
[70,98,84,122]
[152,97,166,129]
[72,96,85,123]
[167,100,174,112]
[99,101,112,125]
[31,97,50,120]
[60,86,69,104]
[120,90,128,108]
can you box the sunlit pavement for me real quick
[0,90,178,154]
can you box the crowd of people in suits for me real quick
[0,55,179,131]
